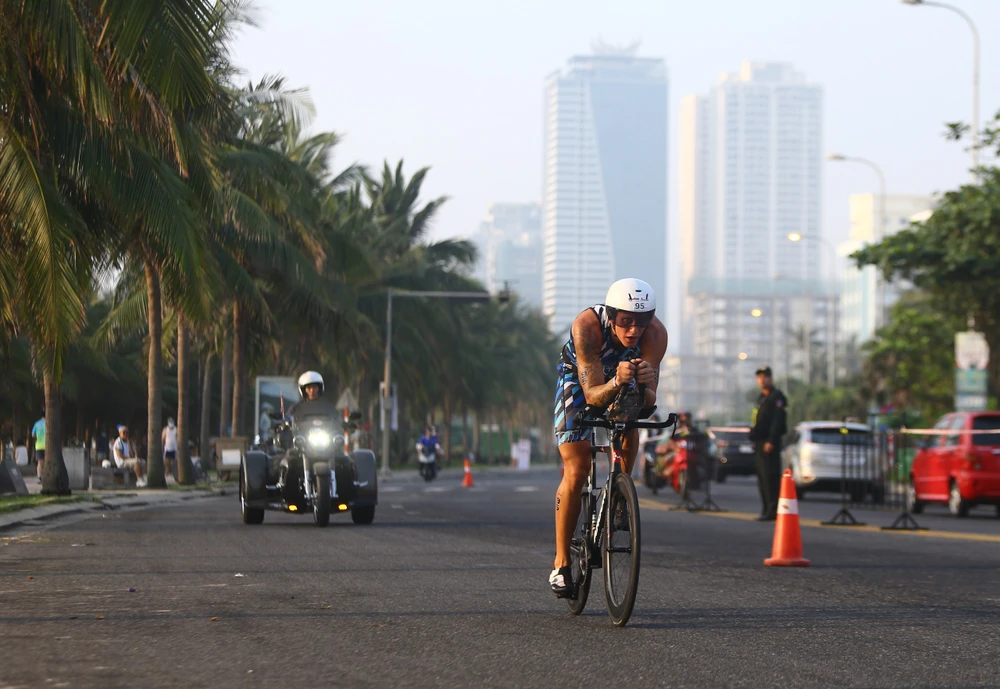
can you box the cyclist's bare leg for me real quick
[554,440,591,569]
[619,428,641,476]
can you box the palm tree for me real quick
[0,0,224,493]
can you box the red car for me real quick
[908,411,1000,517]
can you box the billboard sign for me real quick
[955,332,989,412]
[255,376,299,444]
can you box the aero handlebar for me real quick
[579,413,678,431]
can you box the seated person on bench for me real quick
[111,425,148,488]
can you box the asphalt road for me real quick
[2,468,999,688]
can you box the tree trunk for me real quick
[461,405,469,454]
[176,314,194,485]
[219,326,233,436]
[442,395,452,466]
[231,302,247,437]
[145,257,165,488]
[40,367,70,495]
[199,352,213,473]
[472,409,481,460]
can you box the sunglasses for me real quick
[613,312,654,329]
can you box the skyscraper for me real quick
[839,193,934,344]
[475,202,543,308]
[676,61,825,414]
[542,51,668,334]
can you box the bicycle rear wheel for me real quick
[603,473,641,626]
[567,489,592,615]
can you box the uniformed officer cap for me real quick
[755,365,772,377]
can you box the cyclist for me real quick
[549,278,667,597]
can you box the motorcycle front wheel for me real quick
[313,472,331,527]
[676,469,688,500]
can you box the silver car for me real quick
[782,422,878,498]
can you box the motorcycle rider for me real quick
[276,371,341,490]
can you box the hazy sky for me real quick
[232,0,998,332]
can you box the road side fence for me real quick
[822,429,924,531]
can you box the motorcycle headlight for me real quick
[308,429,332,449]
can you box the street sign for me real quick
[336,388,359,411]
[378,383,399,431]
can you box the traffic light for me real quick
[498,281,511,304]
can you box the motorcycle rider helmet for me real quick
[605,278,656,323]
[297,370,325,398]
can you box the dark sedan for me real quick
[708,424,755,482]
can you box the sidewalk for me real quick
[0,486,222,532]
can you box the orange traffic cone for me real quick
[462,459,474,488]
[764,469,810,567]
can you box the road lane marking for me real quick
[637,498,1000,544]
[514,486,538,493]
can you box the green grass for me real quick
[0,494,99,514]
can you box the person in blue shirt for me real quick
[417,427,441,461]
[31,410,46,484]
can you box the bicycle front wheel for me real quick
[603,473,641,626]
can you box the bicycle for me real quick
[566,394,677,626]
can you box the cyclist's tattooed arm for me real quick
[574,311,621,407]
[637,317,668,409]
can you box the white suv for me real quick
[782,422,877,499]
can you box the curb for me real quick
[0,490,218,532]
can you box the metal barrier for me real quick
[818,428,925,531]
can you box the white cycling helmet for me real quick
[297,371,325,398]
[605,278,656,314]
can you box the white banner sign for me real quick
[955,331,989,371]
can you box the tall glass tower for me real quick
[542,51,668,335]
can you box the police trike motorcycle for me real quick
[240,411,378,526]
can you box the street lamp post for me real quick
[379,287,503,477]
[788,233,837,388]
[901,0,980,173]
[826,153,888,330]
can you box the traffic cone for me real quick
[764,469,810,567]
[462,459,474,488]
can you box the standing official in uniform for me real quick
[749,366,787,521]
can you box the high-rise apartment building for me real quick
[677,61,825,415]
[542,52,668,334]
[475,202,543,308]
[839,193,934,344]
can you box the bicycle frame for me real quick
[580,415,678,561]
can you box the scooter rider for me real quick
[417,426,441,463]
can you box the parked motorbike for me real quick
[416,443,440,481]
[644,438,693,499]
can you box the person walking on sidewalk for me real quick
[749,366,787,522]
[162,418,178,479]
[31,410,46,484]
